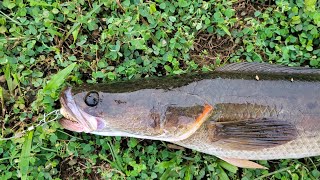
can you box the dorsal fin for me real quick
[216,62,320,75]
[208,118,298,150]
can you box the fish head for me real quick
[59,86,213,141]
[59,87,106,133]
[59,87,158,136]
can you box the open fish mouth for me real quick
[59,87,105,133]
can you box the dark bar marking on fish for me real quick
[208,118,298,150]
[149,107,161,130]
[164,105,205,128]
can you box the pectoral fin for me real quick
[210,118,298,150]
[218,156,268,169]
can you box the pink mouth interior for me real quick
[59,118,88,132]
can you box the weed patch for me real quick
[0,0,320,179]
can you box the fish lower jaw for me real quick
[60,106,105,133]
[59,118,88,132]
[59,107,93,133]
[90,130,190,142]
[60,107,76,122]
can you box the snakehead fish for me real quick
[59,62,320,168]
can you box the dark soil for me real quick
[190,0,271,66]
[59,157,108,180]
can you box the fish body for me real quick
[59,63,320,168]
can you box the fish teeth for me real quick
[60,107,78,123]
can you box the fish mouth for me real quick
[59,87,105,133]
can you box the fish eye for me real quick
[85,91,99,107]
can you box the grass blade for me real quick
[219,160,238,174]
[19,131,34,180]
[160,168,171,180]
[0,10,21,25]
[12,73,21,95]
[218,166,230,180]
[107,139,124,172]
[0,86,4,116]
[4,64,14,95]
[184,165,191,180]
[43,62,76,92]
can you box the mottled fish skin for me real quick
[60,63,320,160]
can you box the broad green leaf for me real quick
[164,65,172,72]
[159,3,166,9]
[312,169,320,178]
[291,16,301,24]
[178,0,190,7]
[196,23,202,30]
[130,39,147,50]
[224,8,234,18]
[107,72,116,80]
[47,28,63,37]
[149,3,157,14]
[306,45,313,51]
[128,138,138,148]
[19,131,34,180]
[246,44,254,52]
[304,0,316,12]
[169,16,176,22]
[254,11,261,17]
[310,59,318,66]
[0,26,7,33]
[253,52,263,62]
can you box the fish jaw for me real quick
[59,118,88,132]
[59,87,105,133]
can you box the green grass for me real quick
[1,0,320,179]
[19,131,33,180]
